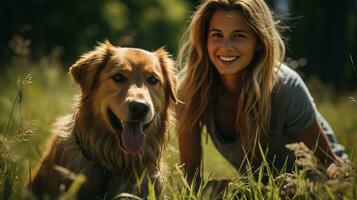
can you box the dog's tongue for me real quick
[121,123,145,154]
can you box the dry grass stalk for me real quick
[277,142,355,199]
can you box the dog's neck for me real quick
[73,128,102,166]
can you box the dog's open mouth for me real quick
[108,109,150,154]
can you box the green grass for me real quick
[0,56,356,199]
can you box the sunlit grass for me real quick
[0,56,356,199]
[0,56,79,199]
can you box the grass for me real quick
[0,55,356,199]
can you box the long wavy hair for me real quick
[177,0,285,151]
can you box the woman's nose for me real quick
[222,38,234,49]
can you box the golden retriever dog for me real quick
[26,41,177,199]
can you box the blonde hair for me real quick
[177,0,285,151]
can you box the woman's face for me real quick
[207,9,258,81]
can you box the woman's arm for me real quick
[178,124,202,183]
[293,118,340,166]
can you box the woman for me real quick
[176,0,347,182]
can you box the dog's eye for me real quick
[112,74,127,83]
[147,76,159,85]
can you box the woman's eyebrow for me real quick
[208,28,251,33]
[208,28,221,32]
[232,29,250,34]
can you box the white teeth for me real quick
[219,56,238,62]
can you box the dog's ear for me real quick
[69,41,114,95]
[155,47,178,104]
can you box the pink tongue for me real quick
[121,123,145,154]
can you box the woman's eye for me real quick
[112,74,127,83]
[233,34,246,39]
[211,33,222,38]
[147,76,159,85]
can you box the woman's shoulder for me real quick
[273,64,309,96]
[272,64,316,115]
[271,64,317,136]
[276,64,304,86]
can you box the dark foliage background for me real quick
[1,0,356,91]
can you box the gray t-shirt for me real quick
[203,64,346,172]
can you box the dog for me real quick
[26,41,177,199]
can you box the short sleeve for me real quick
[283,72,317,136]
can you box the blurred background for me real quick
[0,0,357,198]
[1,0,357,90]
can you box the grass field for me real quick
[0,56,356,199]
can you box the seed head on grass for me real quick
[285,142,327,181]
[281,142,355,199]
[1,74,33,200]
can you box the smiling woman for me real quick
[176,0,348,185]
[207,9,258,85]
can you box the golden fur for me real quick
[26,41,177,199]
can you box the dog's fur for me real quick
[26,41,177,199]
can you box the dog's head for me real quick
[70,41,177,155]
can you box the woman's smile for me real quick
[218,55,239,62]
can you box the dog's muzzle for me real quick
[108,100,152,155]
[129,100,150,120]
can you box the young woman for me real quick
[176,0,347,182]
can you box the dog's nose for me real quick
[129,101,149,120]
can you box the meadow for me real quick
[0,55,356,199]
